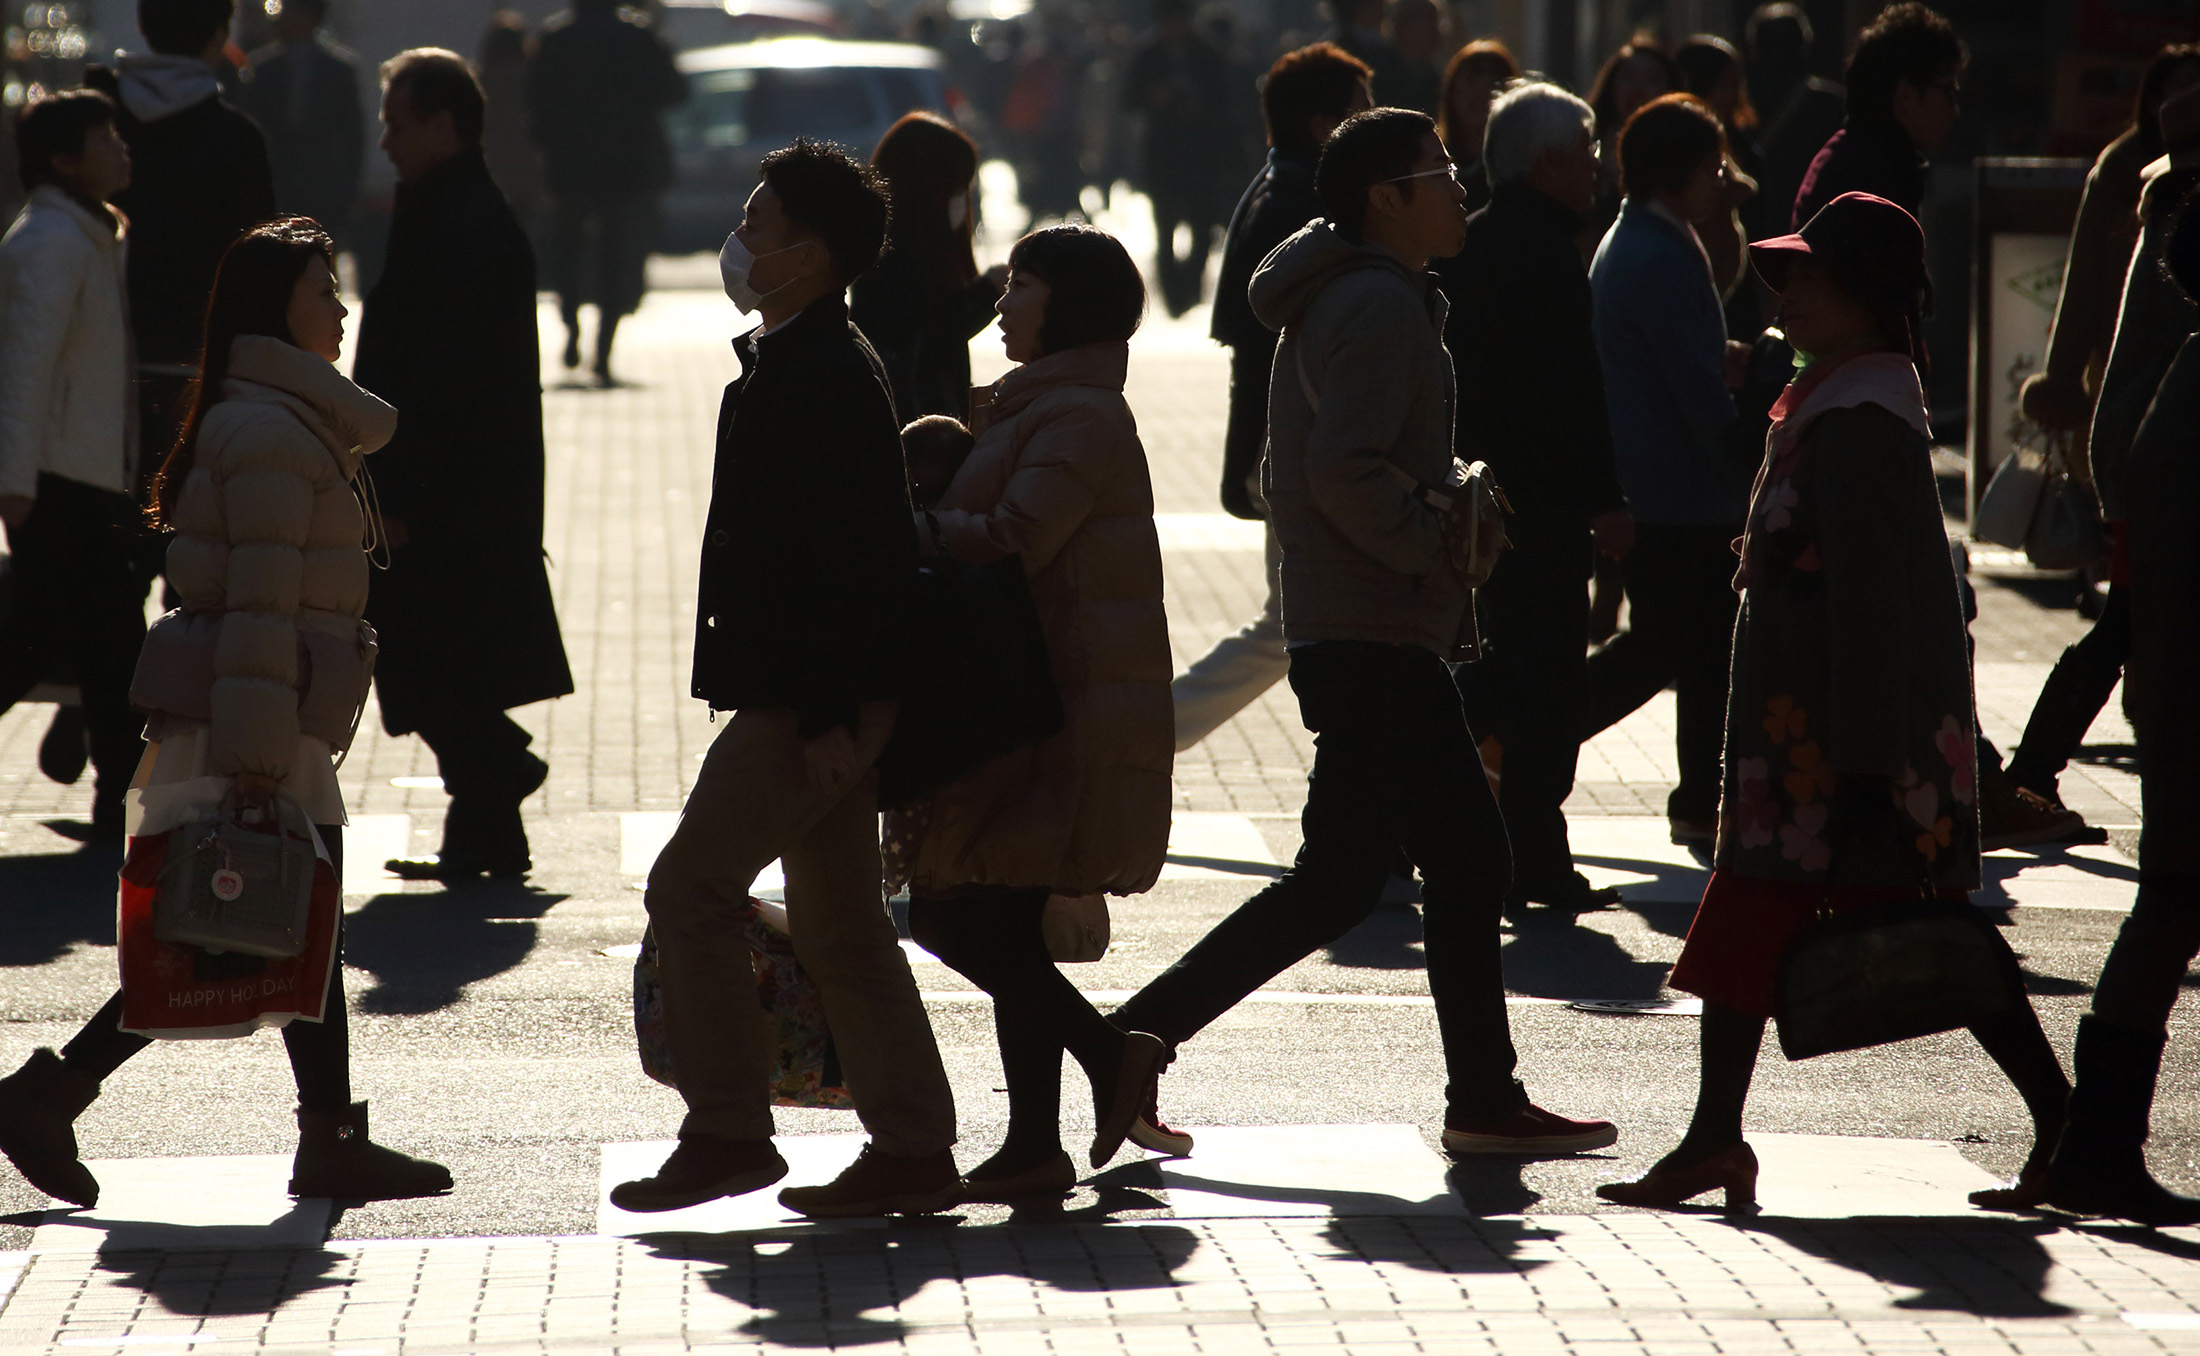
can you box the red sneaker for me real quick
[1443,1102,1617,1156]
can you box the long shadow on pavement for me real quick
[341,881,567,1014]
[0,844,123,966]
[1732,1214,2071,1317]
[642,1221,1205,1348]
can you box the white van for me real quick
[662,37,949,253]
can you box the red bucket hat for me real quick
[1749,191,1927,314]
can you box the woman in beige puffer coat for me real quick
[0,220,451,1210]
[899,226,1174,1203]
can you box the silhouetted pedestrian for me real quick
[85,0,274,474]
[2005,58,2200,810]
[1120,109,1617,1159]
[1740,3,1841,245]
[1170,42,1367,750]
[2044,188,2200,1226]
[357,50,573,885]
[1791,2,1961,227]
[0,92,144,840]
[612,141,957,1221]
[1600,193,2068,1214]
[1439,82,1632,914]
[1123,0,1236,317]
[0,220,451,1211]
[901,224,1175,1199]
[851,112,1007,423]
[527,0,687,385]
[236,0,363,249]
[1582,94,1746,847]
[1433,39,1517,216]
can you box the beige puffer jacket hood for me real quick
[905,340,1174,897]
[165,335,397,779]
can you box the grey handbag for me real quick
[154,791,319,958]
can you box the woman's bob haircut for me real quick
[1006,224,1145,357]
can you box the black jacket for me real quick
[1211,148,1322,351]
[1793,118,1926,228]
[354,151,573,733]
[849,248,999,423]
[84,67,274,366]
[1435,183,1626,540]
[693,295,915,737]
[526,6,688,205]
[236,38,366,235]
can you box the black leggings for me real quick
[907,888,1124,1161]
[59,825,351,1112]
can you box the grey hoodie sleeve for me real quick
[1297,284,1448,578]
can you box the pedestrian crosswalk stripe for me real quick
[27,1155,327,1255]
[1153,514,1265,552]
[340,814,412,899]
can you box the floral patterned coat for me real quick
[1716,377,1980,892]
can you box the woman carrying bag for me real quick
[1597,192,2069,1213]
[0,219,450,1208]
[895,225,1175,1203]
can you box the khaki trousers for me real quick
[643,700,955,1155]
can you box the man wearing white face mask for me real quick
[612,139,959,1220]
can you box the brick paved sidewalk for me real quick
[10,1211,2200,1354]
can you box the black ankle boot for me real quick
[2045,1016,2200,1225]
[290,1102,453,1201]
[0,1049,103,1207]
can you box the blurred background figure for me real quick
[476,12,547,244]
[1171,42,1369,749]
[1322,0,1402,106]
[1123,0,1234,317]
[238,0,364,253]
[852,111,1008,422]
[1674,35,1762,328]
[2003,53,2200,814]
[999,13,1088,222]
[1742,3,1843,248]
[1581,36,1676,251]
[1792,2,1963,228]
[1382,0,1443,116]
[1434,39,1517,214]
[527,0,687,386]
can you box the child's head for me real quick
[902,415,975,509]
[13,90,129,203]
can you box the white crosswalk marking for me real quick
[339,814,411,899]
[29,1155,328,1254]
[1161,812,1277,880]
[1153,513,1266,552]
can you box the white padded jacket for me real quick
[0,185,134,499]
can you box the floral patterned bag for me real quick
[632,899,853,1108]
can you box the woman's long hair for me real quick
[1586,37,1677,140]
[871,111,980,291]
[148,218,335,530]
[1434,39,1518,155]
[1675,35,1758,134]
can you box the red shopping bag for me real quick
[116,826,341,1039]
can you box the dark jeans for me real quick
[547,193,655,323]
[1218,341,1274,521]
[414,705,537,863]
[1459,529,1593,889]
[1148,184,1219,317]
[1583,521,1743,822]
[907,888,1122,1151]
[1113,641,1524,1115]
[60,826,351,1111]
[0,474,149,817]
[2009,583,2130,794]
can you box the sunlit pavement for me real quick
[0,179,2174,1353]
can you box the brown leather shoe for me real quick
[959,1150,1078,1204]
[610,1134,787,1212]
[778,1144,959,1218]
[1444,1102,1618,1156]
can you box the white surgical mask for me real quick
[719,231,807,314]
[946,192,970,230]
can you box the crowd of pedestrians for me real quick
[0,0,2198,1233]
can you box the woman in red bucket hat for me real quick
[1597,192,2071,1213]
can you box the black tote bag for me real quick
[876,552,1065,809]
[1773,895,2020,1061]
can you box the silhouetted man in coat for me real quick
[358,49,573,882]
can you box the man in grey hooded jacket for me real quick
[1113,108,1617,1157]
